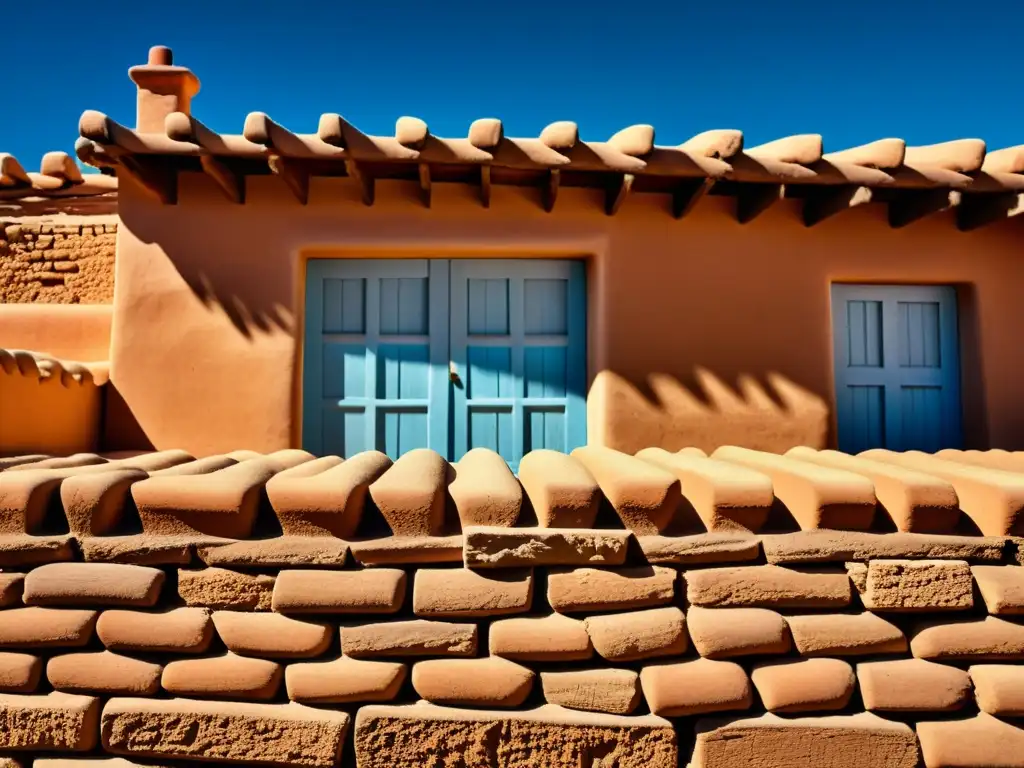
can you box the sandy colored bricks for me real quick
[547,566,676,613]
[911,616,1024,661]
[917,713,1024,768]
[367,448,448,535]
[571,445,681,534]
[286,657,407,704]
[712,446,877,530]
[341,619,477,658]
[47,651,161,696]
[637,448,773,532]
[354,703,678,768]
[640,658,752,716]
[972,565,1024,614]
[162,653,282,700]
[786,612,907,656]
[463,526,630,567]
[637,533,760,564]
[0,692,100,751]
[212,612,331,658]
[100,697,350,767]
[585,607,687,661]
[178,568,275,611]
[447,447,522,528]
[412,657,534,707]
[858,658,970,712]
[761,530,1005,564]
[490,613,593,661]
[0,607,98,648]
[970,665,1024,716]
[349,534,463,565]
[272,568,405,613]
[687,606,791,658]
[0,652,41,693]
[0,573,24,606]
[751,658,855,712]
[198,537,349,568]
[856,559,972,611]
[413,567,532,617]
[23,563,164,607]
[97,607,213,653]
[686,565,851,608]
[266,452,391,537]
[58,468,149,536]
[518,450,601,528]
[692,713,920,768]
[541,669,640,714]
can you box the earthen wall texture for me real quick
[2,444,1024,766]
[0,218,117,304]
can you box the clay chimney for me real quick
[128,46,201,133]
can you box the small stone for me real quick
[858,659,971,712]
[640,658,752,716]
[751,658,856,713]
[541,669,640,714]
[786,612,907,656]
[970,664,1024,716]
[489,613,593,661]
[412,657,534,707]
[342,619,477,658]
[585,607,687,661]
[687,606,791,658]
[286,656,406,703]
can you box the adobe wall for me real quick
[107,172,1024,455]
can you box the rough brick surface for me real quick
[970,664,1024,716]
[367,449,448,535]
[687,606,791,658]
[518,450,601,528]
[585,607,687,661]
[0,573,24,606]
[972,565,1024,614]
[787,612,907,656]
[350,535,463,565]
[272,569,405,613]
[917,713,1024,768]
[354,703,678,768]
[101,697,350,767]
[692,713,920,768]
[571,446,680,534]
[177,568,275,611]
[0,691,100,751]
[161,653,282,700]
[751,658,855,712]
[0,607,97,648]
[413,568,532,617]
[342,619,477,657]
[286,657,406,703]
[859,559,973,611]
[686,565,851,608]
[212,611,331,658]
[198,537,349,568]
[911,616,1024,660]
[762,530,1006,564]
[47,651,161,695]
[0,652,41,693]
[96,608,213,653]
[640,658,752,716]
[463,526,630,567]
[547,566,676,613]
[23,563,164,607]
[412,657,535,707]
[637,533,761,564]
[447,447,522,528]
[490,613,593,661]
[858,658,971,712]
[541,668,640,714]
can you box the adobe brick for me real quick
[572,445,680,534]
[178,568,275,611]
[463,526,630,568]
[0,607,97,648]
[911,616,1024,661]
[858,559,972,611]
[161,653,282,701]
[413,567,532,617]
[286,656,406,703]
[198,537,349,568]
[640,658,752,716]
[692,712,920,768]
[272,568,405,613]
[47,651,161,696]
[972,565,1024,614]
[917,713,1024,768]
[762,530,1006,564]
[447,447,522,528]
[0,534,75,567]
[97,607,213,653]
[350,535,464,565]
[23,563,164,607]
[79,535,192,565]
[686,565,851,608]
[0,652,41,693]
[637,533,761,564]
[751,658,855,713]
[212,611,331,658]
[541,669,640,714]
[411,657,535,707]
[518,450,601,528]
[585,607,687,661]
[0,573,24,606]
[59,468,148,536]
[970,664,1024,716]
[367,448,448,535]
[858,658,970,712]
[0,692,100,751]
[342,619,477,657]
[547,566,676,613]
[687,606,791,658]
[101,697,349,767]
[786,612,907,656]
[489,613,593,661]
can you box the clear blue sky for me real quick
[2,0,1020,168]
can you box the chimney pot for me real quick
[129,46,200,133]
[149,46,173,66]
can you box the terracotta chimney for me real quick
[128,46,201,133]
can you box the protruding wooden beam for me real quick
[0,154,32,187]
[671,178,713,219]
[956,191,1024,231]
[469,119,503,150]
[74,137,118,174]
[680,130,744,160]
[39,152,83,184]
[607,125,655,157]
[747,135,823,165]
[605,173,633,216]
[543,169,560,212]
[479,165,492,208]
[889,189,959,228]
[982,145,1024,174]
[418,163,431,208]
[346,160,374,206]
[803,185,874,226]
[540,122,578,151]
[317,114,348,148]
[198,155,243,203]
[268,154,309,205]
[736,183,784,223]
[904,139,986,173]
[824,139,905,169]
[397,117,429,150]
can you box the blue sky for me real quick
[2,0,1020,168]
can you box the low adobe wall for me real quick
[1,445,1023,766]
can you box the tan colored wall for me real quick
[106,172,1024,455]
[0,303,113,361]
[0,215,118,304]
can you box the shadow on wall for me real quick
[592,367,830,455]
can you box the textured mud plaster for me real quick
[0,692,100,751]
[354,704,677,768]
[860,560,973,611]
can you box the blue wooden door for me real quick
[831,284,962,454]
[449,260,587,470]
[303,259,450,459]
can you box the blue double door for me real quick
[303,259,587,468]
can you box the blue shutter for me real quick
[450,259,587,470]
[831,284,962,453]
[303,259,449,458]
